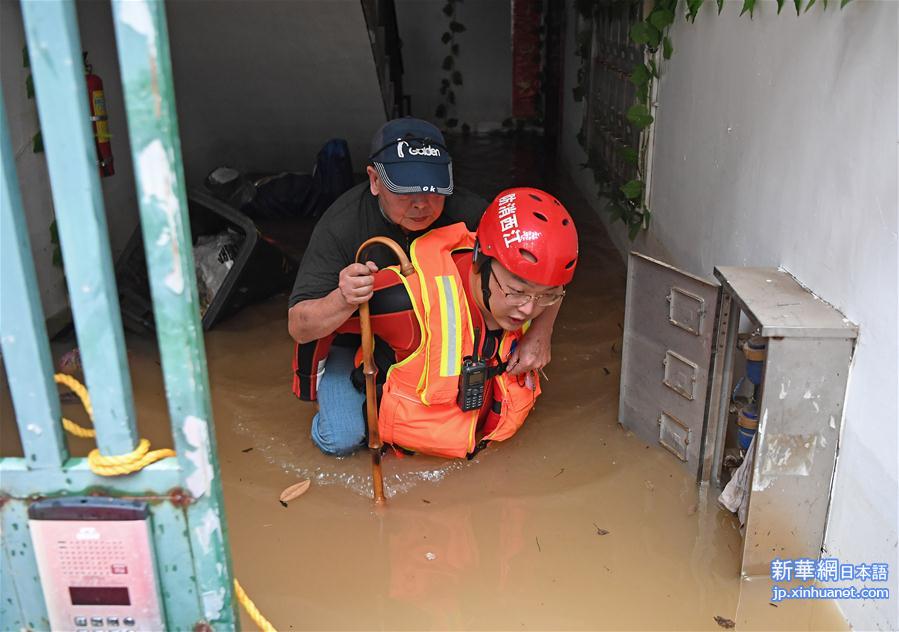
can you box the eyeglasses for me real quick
[490,268,565,308]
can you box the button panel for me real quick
[73,615,136,631]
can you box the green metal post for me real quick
[110,0,237,627]
[19,0,138,456]
[0,87,67,469]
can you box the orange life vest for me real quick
[377,223,541,458]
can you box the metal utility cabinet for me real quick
[620,254,858,577]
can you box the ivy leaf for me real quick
[636,83,649,104]
[441,77,450,87]
[649,8,675,30]
[804,0,817,11]
[451,70,463,85]
[442,55,454,70]
[619,147,639,165]
[449,21,466,33]
[793,0,802,13]
[25,74,34,99]
[626,103,654,128]
[572,86,585,102]
[840,0,852,6]
[629,63,651,87]
[740,0,757,17]
[606,202,623,222]
[620,179,644,200]
[32,131,43,153]
[662,36,673,59]
[717,0,725,13]
[687,0,704,22]
[441,32,452,44]
[435,104,447,119]
[440,83,448,96]
[446,118,459,128]
[442,3,454,16]
[448,90,456,104]
[451,43,460,55]
[628,221,642,241]
[22,45,30,68]
[629,22,659,47]
[648,59,659,78]
[776,0,785,12]
[642,208,652,229]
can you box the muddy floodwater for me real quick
[0,135,849,630]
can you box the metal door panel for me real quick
[620,253,720,478]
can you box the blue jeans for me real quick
[311,345,367,455]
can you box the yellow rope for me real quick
[234,579,278,632]
[55,373,174,474]
[55,373,96,438]
[54,372,277,631]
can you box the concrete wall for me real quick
[396,0,512,130]
[166,0,386,183]
[561,2,898,630]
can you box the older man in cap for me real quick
[288,117,562,455]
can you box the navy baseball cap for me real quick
[369,118,453,195]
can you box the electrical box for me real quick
[620,254,858,577]
[28,497,165,632]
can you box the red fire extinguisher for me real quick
[84,52,114,178]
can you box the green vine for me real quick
[434,0,470,133]
[574,0,854,240]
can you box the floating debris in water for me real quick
[422,499,431,504]
[714,616,735,629]
[644,480,655,492]
[602,367,610,375]
[425,552,437,561]
[279,479,311,503]
[553,468,565,478]
[593,523,609,536]
[241,447,253,453]
[687,504,698,516]
[279,500,287,508]
[535,537,542,552]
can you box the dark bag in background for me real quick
[312,138,354,218]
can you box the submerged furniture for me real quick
[620,254,858,577]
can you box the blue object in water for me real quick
[738,425,756,450]
[746,359,763,385]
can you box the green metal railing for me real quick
[0,1,236,628]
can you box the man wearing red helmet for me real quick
[292,187,578,458]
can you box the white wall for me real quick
[561,2,898,630]
[396,0,512,129]
[0,0,140,326]
[165,0,386,183]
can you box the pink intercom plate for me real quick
[29,517,164,631]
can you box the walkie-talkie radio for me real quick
[458,328,487,411]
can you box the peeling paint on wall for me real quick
[183,415,213,499]
[194,509,220,555]
[137,139,183,295]
[118,0,157,56]
[201,587,225,621]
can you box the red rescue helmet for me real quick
[476,187,578,286]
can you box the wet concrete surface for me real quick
[0,134,848,630]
